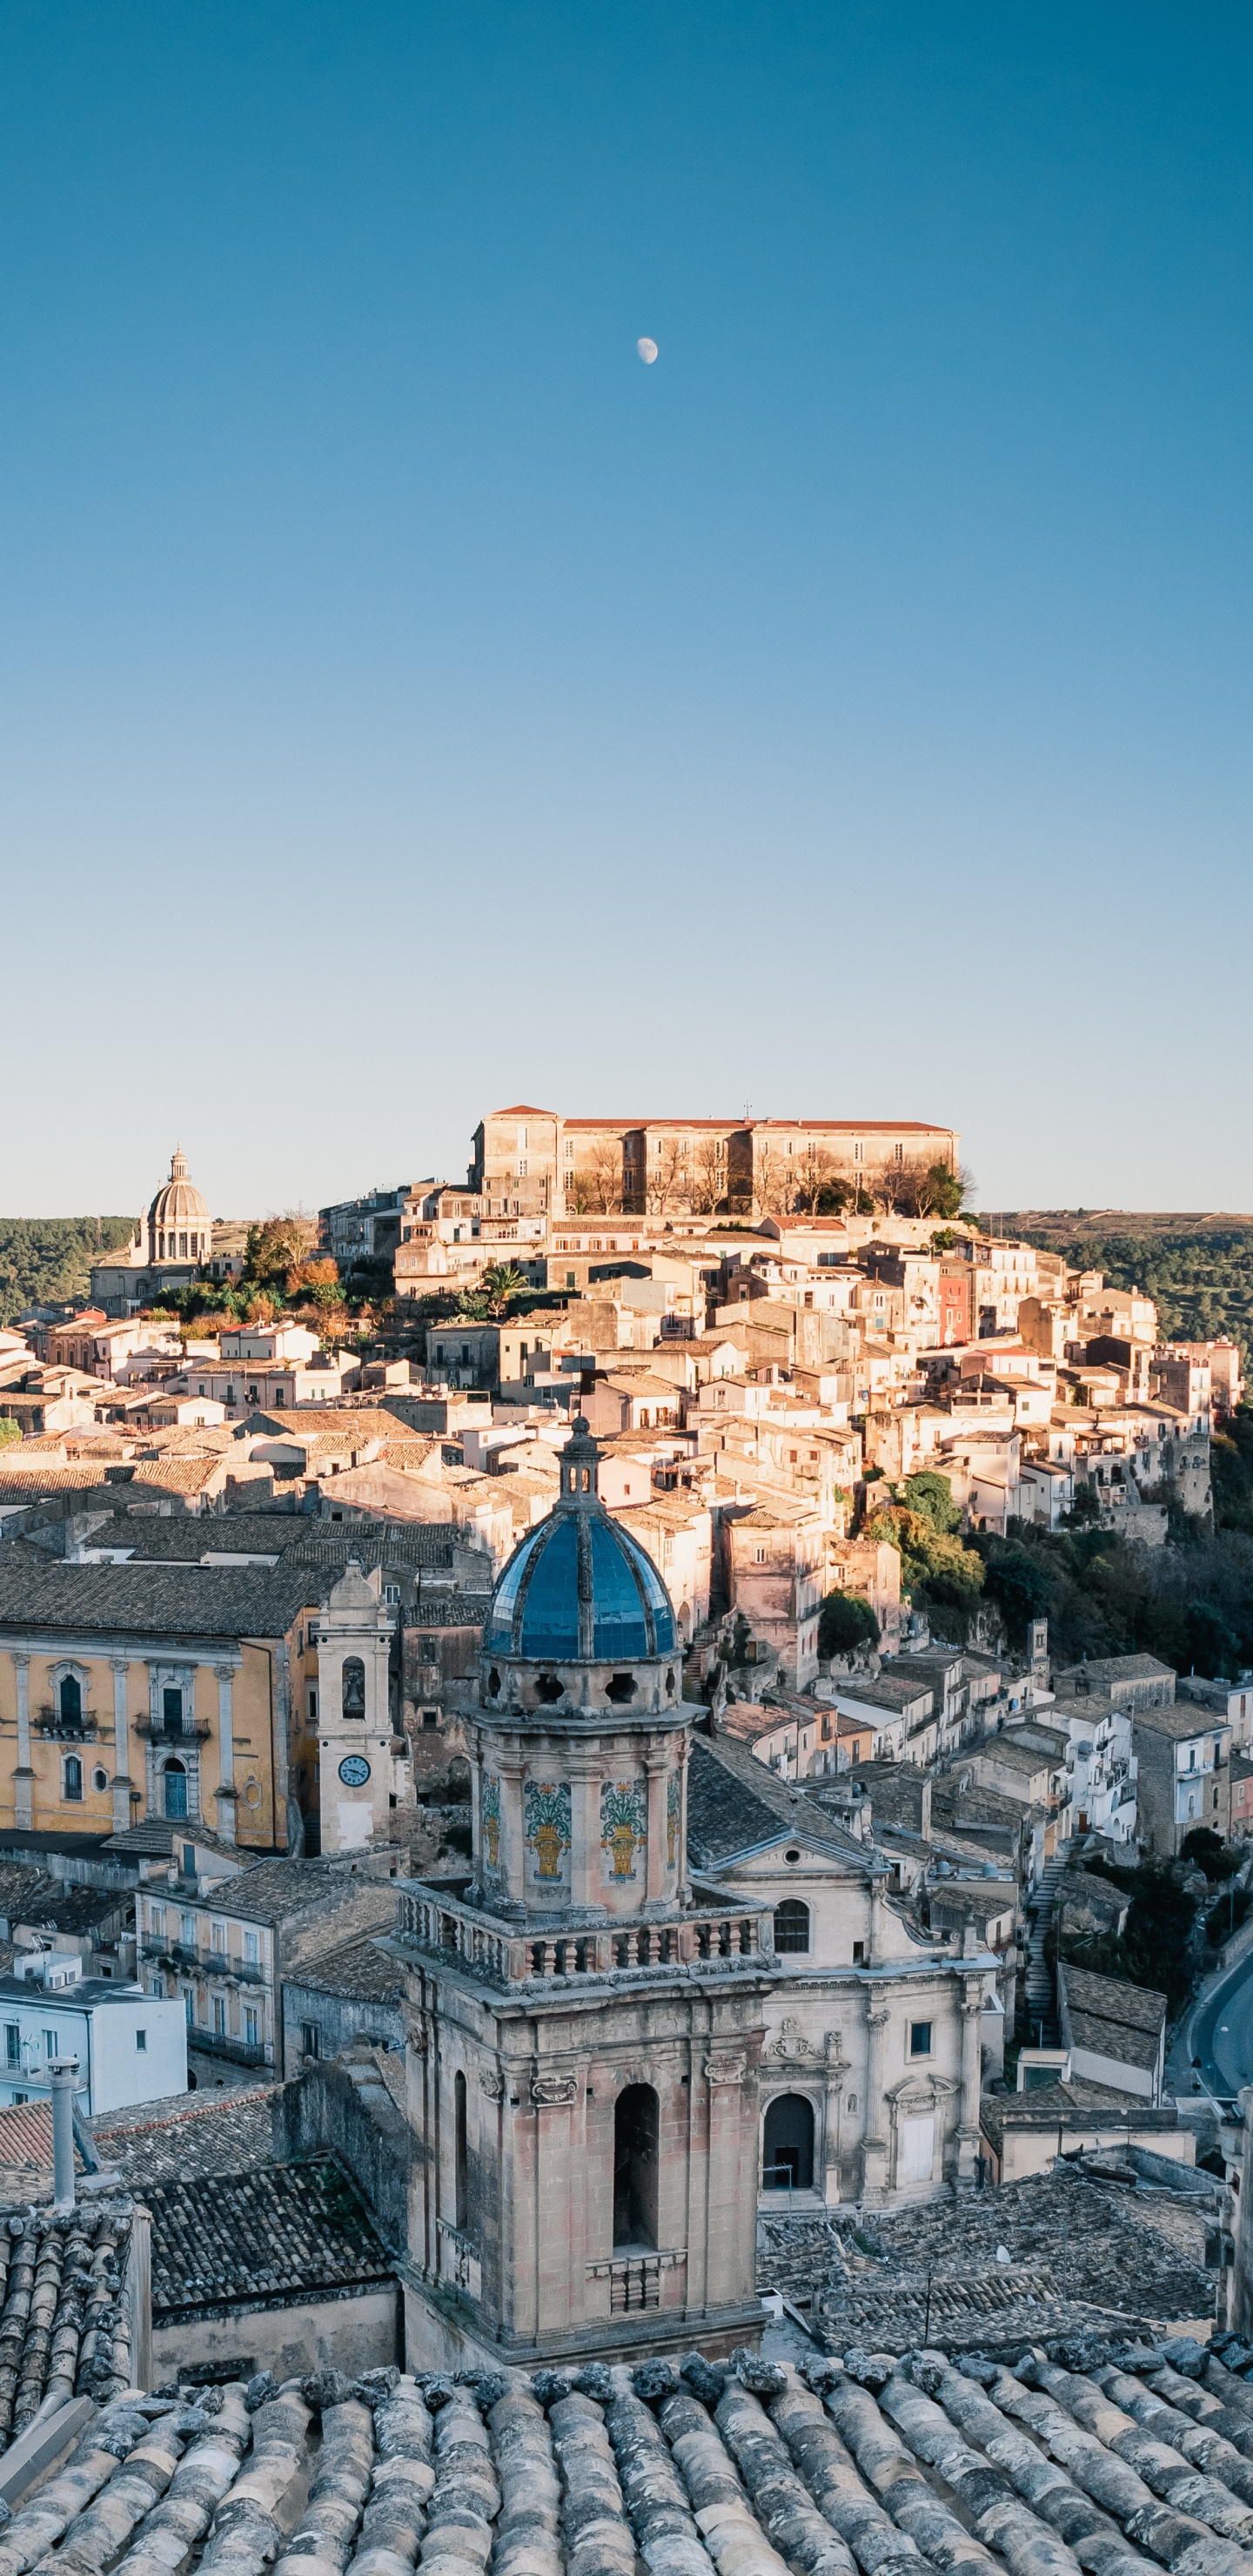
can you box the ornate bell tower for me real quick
[396,1421,780,2371]
[315,1561,394,1853]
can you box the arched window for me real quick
[763,2092,814,2191]
[342,1657,365,1719]
[454,2070,468,2232]
[59,1674,82,1724]
[164,1761,188,1820]
[613,2083,659,2250]
[63,1755,83,1804]
[774,1899,810,1955]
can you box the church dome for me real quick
[148,1147,211,1260]
[483,1419,677,1664]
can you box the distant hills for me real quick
[992,1211,1253,1365]
[0,1219,135,1327]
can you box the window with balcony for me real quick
[244,1931,258,1965]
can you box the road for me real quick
[1183,1936,1253,2101]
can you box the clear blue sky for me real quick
[2,3,1250,1218]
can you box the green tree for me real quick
[0,1418,21,1449]
[901,1472,962,1535]
[978,1539,1053,1646]
[244,1215,317,1288]
[1181,1826,1238,1882]
[818,1591,881,1658]
[1183,1600,1241,1678]
[479,1263,526,1318]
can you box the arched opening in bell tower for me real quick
[762,2091,814,2191]
[341,1657,365,1718]
[613,2083,659,2250]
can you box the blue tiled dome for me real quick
[484,1429,677,1665]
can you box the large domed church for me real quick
[395,1419,1000,2370]
[90,1145,228,1313]
[397,1419,779,2370]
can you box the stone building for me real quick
[392,1418,996,2374]
[89,1147,239,1314]
[395,1419,776,2371]
[469,1106,960,1221]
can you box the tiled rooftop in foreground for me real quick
[15,2336,1253,2576]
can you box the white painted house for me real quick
[0,1955,186,2114]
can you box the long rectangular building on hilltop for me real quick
[469,1104,960,1220]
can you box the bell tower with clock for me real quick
[314,1561,396,1853]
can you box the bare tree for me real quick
[792,1143,841,1216]
[754,1144,790,1217]
[587,1140,623,1213]
[647,1137,689,1214]
[690,1137,727,1215]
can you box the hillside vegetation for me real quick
[0,1220,134,1327]
[994,1211,1253,1365]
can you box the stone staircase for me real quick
[1023,1849,1065,2046]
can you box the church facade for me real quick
[394,1420,999,2371]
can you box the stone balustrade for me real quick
[394,1879,771,1988]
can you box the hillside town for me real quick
[0,1110,1251,2466]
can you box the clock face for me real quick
[338,1754,372,1789]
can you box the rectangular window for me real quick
[301,2022,320,2059]
[4,2027,17,2067]
[180,1912,194,1945]
[183,1845,195,1877]
[211,1922,225,1952]
[852,1941,866,1967]
[308,1688,318,1722]
[909,2021,933,2057]
[213,1997,227,2036]
[150,1906,165,1937]
[43,2029,55,2058]
[244,2009,258,2048]
[244,1931,259,1965]
[136,2029,147,2052]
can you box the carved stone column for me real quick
[861,2006,890,2202]
[111,1660,132,1835]
[567,1754,603,1911]
[644,1747,668,1908]
[821,2031,848,2204]
[215,1665,237,1844]
[956,1987,985,2181]
[13,1657,32,1831]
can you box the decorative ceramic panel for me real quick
[600,1776,647,1881]
[481,1772,502,1876]
[524,1778,571,1881]
[667,1770,680,1869]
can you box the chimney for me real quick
[49,2057,79,2211]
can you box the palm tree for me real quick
[480,1262,526,1317]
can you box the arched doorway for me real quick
[613,2083,659,2249]
[763,2091,814,2191]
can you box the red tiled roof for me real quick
[0,2099,58,2170]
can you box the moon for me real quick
[637,337,658,364]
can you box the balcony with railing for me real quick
[135,1716,211,1743]
[190,2026,270,2067]
[140,1935,267,1986]
[37,1707,100,1741]
[394,1877,774,1990]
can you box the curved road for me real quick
[1183,1939,1253,2101]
